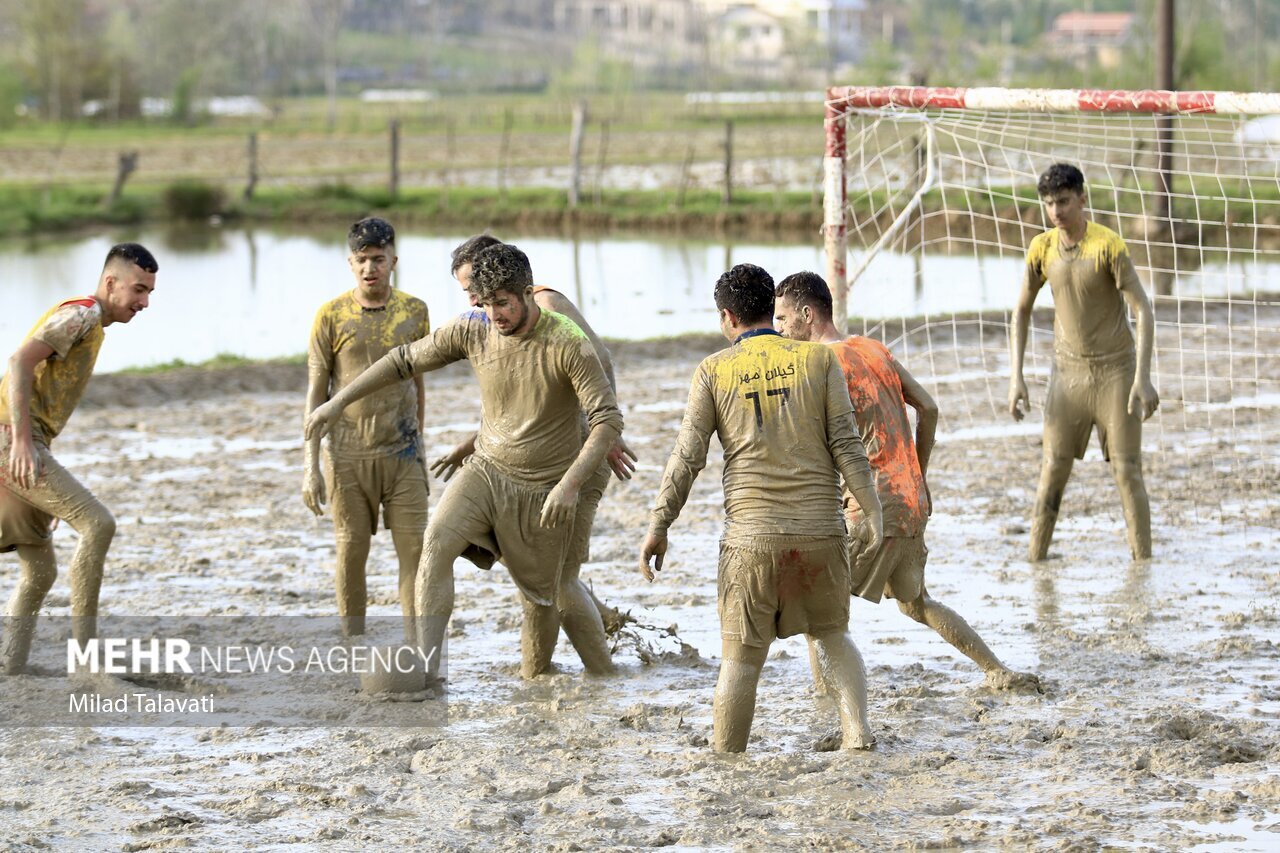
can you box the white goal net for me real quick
[824,87,1280,530]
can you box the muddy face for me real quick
[348,245,396,304]
[479,287,535,336]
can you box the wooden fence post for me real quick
[722,120,733,206]
[104,151,138,209]
[568,100,587,208]
[594,119,610,206]
[244,132,258,201]
[389,119,401,198]
[498,107,513,200]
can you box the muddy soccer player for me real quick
[0,243,158,673]
[303,217,430,641]
[639,263,885,753]
[429,234,636,676]
[1009,163,1159,562]
[306,243,622,688]
[775,271,1040,692]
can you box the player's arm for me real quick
[823,356,883,562]
[5,338,55,489]
[430,432,475,482]
[537,289,637,480]
[1009,246,1046,421]
[1116,254,1160,421]
[301,314,334,516]
[640,368,714,581]
[305,320,468,442]
[540,342,624,528]
[893,360,939,477]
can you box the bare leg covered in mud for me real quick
[335,534,371,637]
[897,587,1041,692]
[1,541,57,673]
[413,523,461,689]
[1030,454,1073,562]
[1110,453,1152,561]
[713,640,768,753]
[391,529,423,643]
[3,449,117,646]
[523,559,617,678]
[809,630,875,749]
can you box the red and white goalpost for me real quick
[823,85,1280,526]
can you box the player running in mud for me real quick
[429,234,635,677]
[774,271,1040,692]
[303,218,430,640]
[1009,163,1159,562]
[307,243,622,689]
[639,263,885,753]
[0,243,158,673]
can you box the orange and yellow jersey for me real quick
[308,289,430,459]
[650,330,874,542]
[829,336,928,538]
[1023,220,1141,359]
[0,297,104,445]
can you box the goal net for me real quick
[823,87,1280,530]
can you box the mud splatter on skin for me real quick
[0,327,1276,848]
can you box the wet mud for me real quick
[0,329,1276,849]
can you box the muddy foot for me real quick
[815,729,876,752]
[984,669,1044,694]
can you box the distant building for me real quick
[550,0,868,79]
[551,1,708,66]
[1046,10,1135,71]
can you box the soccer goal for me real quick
[823,86,1280,528]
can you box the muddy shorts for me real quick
[565,463,610,568]
[1044,351,1141,462]
[327,448,429,541]
[850,535,928,605]
[0,427,55,553]
[718,536,850,648]
[432,455,569,607]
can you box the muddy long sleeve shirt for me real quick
[649,331,874,543]
[387,308,623,487]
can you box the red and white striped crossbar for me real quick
[826,86,1280,116]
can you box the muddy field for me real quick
[0,319,1277,850]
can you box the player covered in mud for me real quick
[0,243,158,673]
[774,271,1040,691]
[306,243,622,689]
[303,218,430,641]
[639,263,885,753]
[1009,163,1159,562]
[429,234,636,677]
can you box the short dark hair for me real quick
[775,271,833,321]
[714,264,774,325]
[1037,163,1085,197]
[347,217,396,253]
[451,234,503,274]
[104,242,158,274]
[468,243,533,303]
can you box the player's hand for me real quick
[1008,378,1029,422]
[429,440,473,483]
[302,469,326,517]
[855,516,884,573]
[7,436,41,490]
[304,401,340,442]
[607,437,638,480]
[539,480,579,529]
[923,479,933,518]
[1128,378,1159,421]
[639,531,668,582]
